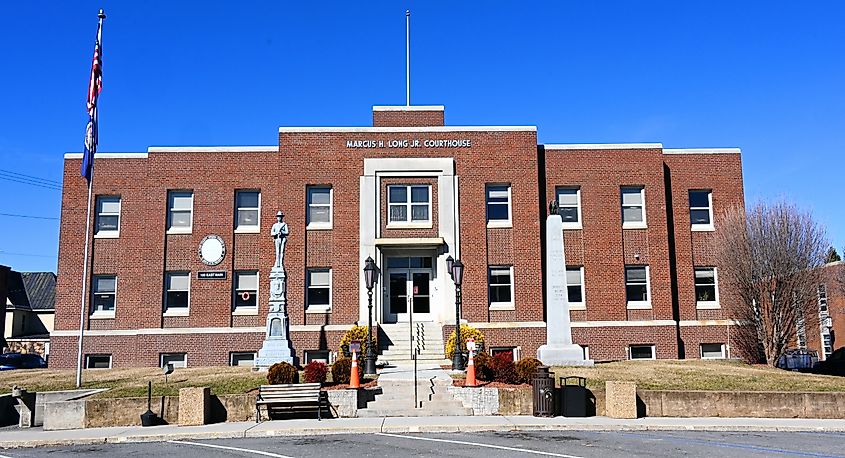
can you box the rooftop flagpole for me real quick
[76,8,105,388]
[406,10,410,106]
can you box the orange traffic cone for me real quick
[350,350,361,389]
[465,351,477,387]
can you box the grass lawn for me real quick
[3,360,845,398]
[550,359,845,392]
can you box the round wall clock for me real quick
[198,235,226,266]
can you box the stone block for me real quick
[178,387,210,426]
[43,400,86,431]
[605,381,637,419]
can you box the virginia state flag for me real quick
[82,15,103,184]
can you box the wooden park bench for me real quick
[255,383,325,422]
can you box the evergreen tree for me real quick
[826,247,842,263]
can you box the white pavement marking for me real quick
[375,432,585,458]
[0,453,13,458]
[167,440,295,458]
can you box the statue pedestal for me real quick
[255,268,296,370]
[539,214,593,367]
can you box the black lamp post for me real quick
[363,256,379,375]
[451,259,465,371]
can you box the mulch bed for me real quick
[322,379,379,390]
[451,379,530,389]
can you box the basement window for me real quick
[628,345,656,360]
[700,343,726,359]
[85,354,112,369]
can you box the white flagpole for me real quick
[405,10,410,106]
[76,9,105,389]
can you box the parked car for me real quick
[776,348,818,372]
[0,353,47,370]
[814,347,845,376]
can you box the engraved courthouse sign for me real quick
[346,138,472,149]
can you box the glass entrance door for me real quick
[384,257,434,323]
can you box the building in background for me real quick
[806,261,845,360]
[3,269,55,359]
[50,104,746,368]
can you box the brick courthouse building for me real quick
[50,105,745,368]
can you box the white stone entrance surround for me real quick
[359,157,459,326]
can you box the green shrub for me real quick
[444,324,485,359]
[267,362,299,385]
[304,361,329,384]
[338,325,376,358]
[490,353,518,384]
[514,357,543,384]
[472,352,494,381]
[331,357,363,385]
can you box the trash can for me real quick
[559,376,587,417]
[532,366,555,417]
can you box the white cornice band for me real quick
[544,143,663,150]
[663,148,741,155]
[279,126,537,133]
[63,152,148,160]
[148,146,278,153]
[372,105,445,111]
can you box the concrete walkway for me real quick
[4,416,845,448]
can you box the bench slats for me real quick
[256,383,325,423]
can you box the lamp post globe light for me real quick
[451,259,465,371]
[363,256,380,376]
[446,255,454,278]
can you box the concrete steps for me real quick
[358,364,472,417]
[378,322,445,365]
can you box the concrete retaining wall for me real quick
[640,390,845,419]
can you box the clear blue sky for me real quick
[1,2,843,273]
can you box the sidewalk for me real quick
[3,415,845,449]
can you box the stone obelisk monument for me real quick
[537,201,594,366]
[255,210,296,369]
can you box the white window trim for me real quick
[94,195,121,238]
[556,187,583,230]
[700,343,726,359]
[232,271,259,315]
[234,190,261,234]
[90,274,117,318]
[567,266,586,311]
[621,187,647,229]
[306,268,332,313]
[306,186,333,230]
[160,353,187,368]
[628,344,656,360]
[387,185,433,229]
[229,351,257,366]
[488,265,515,311]
[167,191,194,234]
[486,184,513,228]
[695,267,721,310]
[625,265,652,310]
[163,272,190,316]
[85,354,112,369]
[690,190,715,232]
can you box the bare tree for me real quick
[715,201,829,366]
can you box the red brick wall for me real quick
[373,109,444,127]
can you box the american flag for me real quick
[82,12,104,184]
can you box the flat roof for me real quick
[544,143,663,150]
[372,105,445,111]
[278,126,537,133]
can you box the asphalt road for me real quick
[4,430,845,457]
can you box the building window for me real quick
[556,187,582,228]
[700,343,726,359]
[229,352,256,366]
[95,196,120,236]
[818,284,829,315]
[625,265,651,308]
[167,191,193,233]
[91,275,116,315]
[486,184,512,227]
[233,271,258,311]
[689,190,714,230]
[304,350,331,364]
[488,266,514,310]
[388,185,431,225]
[566,267,585,309]
[160,353,187,368]
[307,186,332,229]
[306,268,331,312]
[85,354,112,369]
[235,190,260,232]
[694,267,719,309]
[621,187,646,228]
[164,272,190,313]
[628,345,656,360]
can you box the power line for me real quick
[0,250,58,258]
[0,174,63,191]
[0,212,59,220]
[0,168,62,186]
